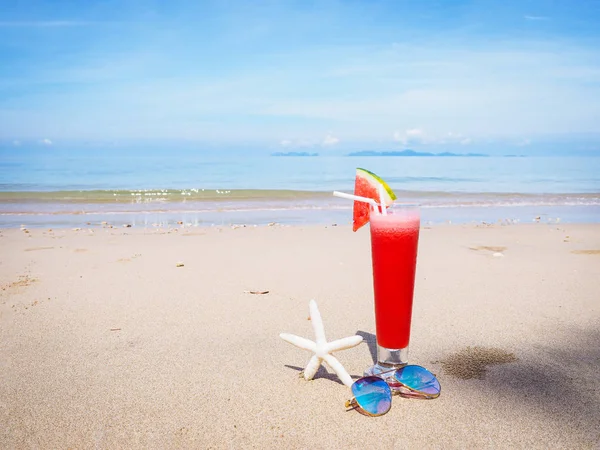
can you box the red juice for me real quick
[369,207,420,349]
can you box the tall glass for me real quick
[365,204,420,376]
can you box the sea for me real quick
[1,148,599,228]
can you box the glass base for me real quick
[364,345,408,378]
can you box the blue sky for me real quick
[1,0,600,154]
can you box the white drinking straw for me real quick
[378,184,387,216]
[332,191,380,214]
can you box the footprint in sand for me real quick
[470,246,507,252]
[437,346,518,380]
[469,246,507,257]
[1,275,38,293]
[24,247,55,252]
[571,249,600,255]
[116,254,141,263]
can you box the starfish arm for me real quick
[279,333,317,352]
[325,335,363,354]
[323,354,354,388]
[303,355,323,381]
[309,300,327,345]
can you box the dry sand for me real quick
[1,223,599,449]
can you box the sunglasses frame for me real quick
[345,365,440,416]
[344,376,393,417]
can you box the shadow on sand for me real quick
[356,330,377,364]
[355,325,599,442]
[283,331,379,385]
[283,365,361,386]
[437,325,600,443]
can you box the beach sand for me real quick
[1,223,599,449]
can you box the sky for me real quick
[1,0,600,154]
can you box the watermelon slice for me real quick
[352,168,397,232]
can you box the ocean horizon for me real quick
[1,150,599,228]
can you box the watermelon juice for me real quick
[369,205,420,358]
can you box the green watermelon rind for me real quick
[356,168,397,203]
[352,168,397,232]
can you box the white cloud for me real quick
[524,15,549,21]
[393,129,473,146]
[276,138,315,148]
[12,140,21,146]
[406,128,423,139]
[393,128,426,145]
[445,132,474,145]
[39,138,53,146]
[322,134,340,146]
[517,138,531,146]
[2,34,599,144]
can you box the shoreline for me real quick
[2,187,599,228]
[2,203,599,229]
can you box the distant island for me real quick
[271,152,319,157]
[347,150,488,157]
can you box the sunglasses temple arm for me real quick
[345,397,358,410]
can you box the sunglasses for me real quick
[345,365,441,416]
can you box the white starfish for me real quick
[280,300,363,387]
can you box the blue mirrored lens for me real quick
[394,365,440,396]
[351,376,392,416]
